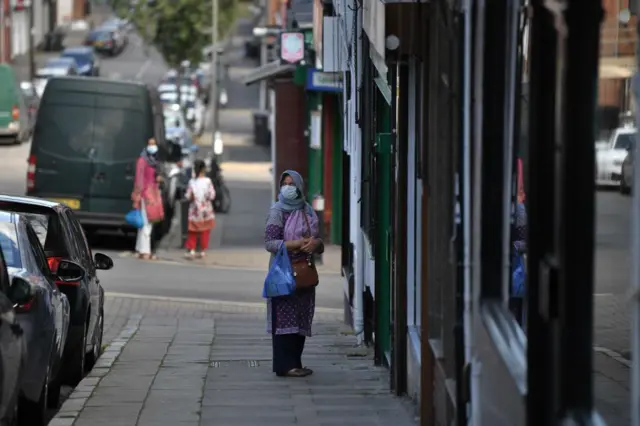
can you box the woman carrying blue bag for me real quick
[264,170,324,378]
[509,160,527,326]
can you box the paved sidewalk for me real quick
[52,314,416,426]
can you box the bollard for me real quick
[180,199,189,249]
[312,194,324,265]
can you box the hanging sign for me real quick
[280,32,305,64]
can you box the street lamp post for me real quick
[210,0,219,135]
[28,0,35,79]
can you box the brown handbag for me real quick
[291,212,319,289]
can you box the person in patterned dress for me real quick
[184,160,216,259]
[509,158,527,325]
[264,170,324,377]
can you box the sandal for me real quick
[302,367,313,376]
[282,368,307,378]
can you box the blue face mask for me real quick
[146,145,158,155]
[280,185,298,200]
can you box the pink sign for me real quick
[280,32,304,64]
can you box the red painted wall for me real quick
[1,0,10,62]
[274,80,308,195]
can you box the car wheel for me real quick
[621,176,631,195]
[63,319,87,386]
[46,370,61,409]
[18,361,49,426]
[85,310,103,371]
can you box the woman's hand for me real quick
[156,175,164,183]
[285,239,305,250]
[301,238,320,253]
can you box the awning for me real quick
[241,61,296,86]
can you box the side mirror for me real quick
[9,277,32,306]
[174,119,181,128]
[57,260,85,282]
[94,253,113,270]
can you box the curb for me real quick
[48,314,143,426]
[593,345,632,368]
[104,292,344,317]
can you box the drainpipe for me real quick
[470,0,486,422]
[353,114,364,345]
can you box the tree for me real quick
[124,0,239,67]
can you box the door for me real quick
[0,251,23,419]
[89,95,148,215]
[375,89,392,362]
[65,209,98,344]
[31,91,94,203]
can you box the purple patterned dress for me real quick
[264,208,322,336]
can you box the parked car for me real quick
[19,82,40,136]
[27,77,174,239]
[0,245,28,426]
[33,57,79,98]
[60,46,100,76]
[621,148,634,195]
[84,28,125,56]
[595,125,636,187]
[0,195,112,386]
[0,212,71,425]
[0,64,30,145]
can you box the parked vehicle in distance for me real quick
[0,212,71,425]
[0,195,112,386]
[27,77,173,238]
[0,245,28,426]
[0,64,30,145]
[19,82,40,137]
[33,57,79,97]
[60,46,100,76]
[98,20,129,50]
[621,148,634,195]
[595,125,636,187]
[84,28,124,56]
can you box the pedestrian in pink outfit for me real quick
[131,138,165,260]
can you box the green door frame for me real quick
[375,87,392,365]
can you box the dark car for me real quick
[27,77,173,236]
[61,47,100,76]
[0,212,72,425]
[0,196,113,388]
[621,149,634,195]
[19,81,39,137]
[0,244,28,426]
[84,28,123,56]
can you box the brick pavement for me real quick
[52,309,417,426]
[94,296,634,426]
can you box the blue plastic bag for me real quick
[125,209,144,229]
[263,243,296,298]
[511,253,526,298]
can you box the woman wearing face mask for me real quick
[131,138,165,260]
[264,170,324,377]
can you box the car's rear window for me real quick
[0,223,21,268]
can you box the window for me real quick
[0,224,21,269]
[66,211,93,272]
[26,225,50,277]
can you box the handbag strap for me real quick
[302,208,312,238]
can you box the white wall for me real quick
[57,0,72,27]
[11,10,28,57]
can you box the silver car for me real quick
[0,212,72,425]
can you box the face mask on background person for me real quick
[147,145,158,155]
[281,185,298,200]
